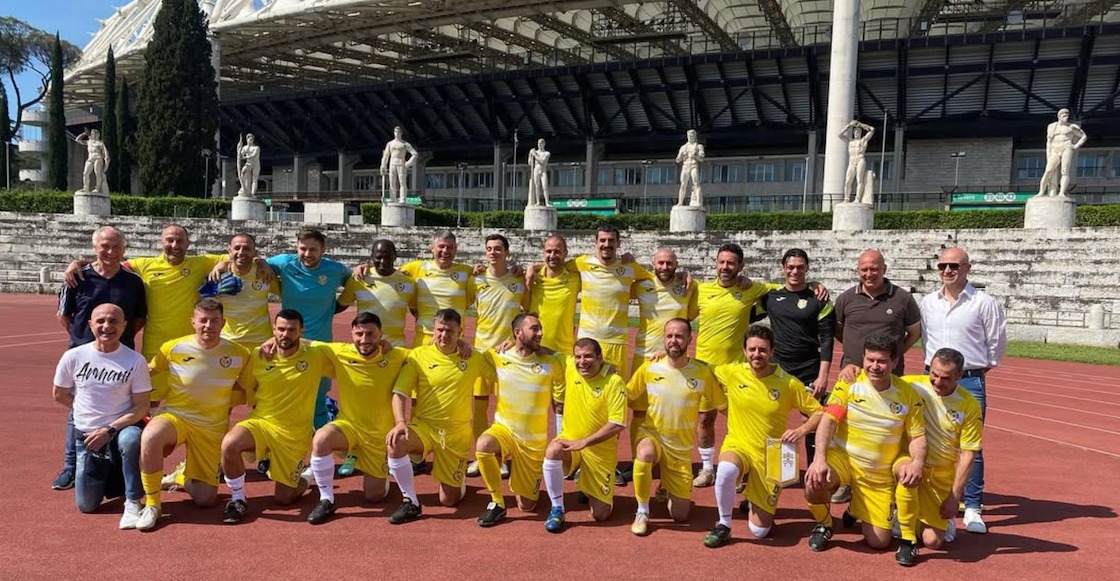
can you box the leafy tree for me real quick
[47,34,66,191]
[0,16,81,136]
[102,47,118,192]
[116,81,132,194]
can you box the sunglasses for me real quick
[936,262,962,271]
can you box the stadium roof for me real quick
[64,0,1120,104]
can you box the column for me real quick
[806,129,818,197]
[892,124,905,195]
[493,143,504,210]
[821,0,861,211]
[293,154,310,193]
[337,152,359,193]
[585,139,603,197]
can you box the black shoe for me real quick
[703,524,733,548]
[808,524,833,552]
[738,499,750,515]
[412,460,432,476]
[222,499,248,524]
[256,458,270,475]
[577,491,589,504]
[477,502,507,527]
[841,509,858,529]
[51,467,75,490]
[614,467,632,487]
[307,499,336,525]
[896,540,918,567]
[389,499,422,524]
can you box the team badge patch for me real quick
[451,272,462,281]
[508,283,520,292]
[219,356,232,368]
[797,299,808,310]
[252,280,265,291]
[395,283,406,291]
[733,291,742,300]
[767,387,781,401]
[947,410,964,425]
[886,308,895,315]
[297,360,309,372]
[889,402,907,415]
[674,284,686,295]
[532,363,545,374]
[181,268,191,276]
[378,359,389,368]
[616,267,626,275]
[687,378,700,391]
[318,275,328,285]
[457,360,468,371]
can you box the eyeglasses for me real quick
[936,262,962,271]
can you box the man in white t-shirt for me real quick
[53,303,152,529]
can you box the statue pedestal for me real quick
[669,205,706,232]
[381,202,415,227]
[832,202,874,231]
[231,196,266,221]
[523,205,557,231]
[74,190,110,216]
[1024,195,1075,229]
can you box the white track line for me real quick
[992,385,1113,406]
[994,368,1119,384]
[989,407,1120,436]
[990,373,1116,395]
[0,331,66,340]
[987,395,1120,420]
[986,424,1120,459]
[0,339,66,349]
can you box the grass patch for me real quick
[1005,340,1120,366]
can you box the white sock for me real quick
[637,502,650,515]
[388,455,417,504]
[748,520,772,538]
[225,474,246,503]
[699,447,715,471]
[543,458,565,510]
[714,461,740,529]
[311,455,335,503]
[554,414,563,436]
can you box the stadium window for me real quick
[614,167,641,186]
[879,159,894,181]
[646,166,675,185]
[472,172,494,189]
[425,173,445,189]
[1077,152,1108,178]
[711,164,743,183]
[556,169,580,187]
[598,168,613,186]
[785,160,805,183]
[1015,154,1044,179]
[504,170,525,189]
[747,162,778,182]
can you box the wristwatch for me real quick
[105,425,118,438]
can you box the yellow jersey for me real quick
[320,342,410,436]
[528,268,580,354]
[337,270,417,347]
[471,270,527,350]
[902,375,983,469]
[484,349,565,451]
[627,358,723,460]
[826,371,926,477]
[695,281,780,365]
[712,362,822,454]
[393,345,495,428]
[569,256,652,345]
[399,260,475,338]
[558,359,627,455]
[219,263,278,348]
[237,341,335,434]
[128,253,223,359]
[149,336,249,431]
[632,277,698,356]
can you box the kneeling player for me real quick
[541,338,627,532]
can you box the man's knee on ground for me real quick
[517,497,537,512]
[439,485,463,507]
[188,484,218,508]
[863,528,892,550]
[76,496,101,514]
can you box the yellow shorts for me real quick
[917,465,956,532]
[559,434,618,505]
[720,438,782,515]
[600,342,630,381]
[485,423,544,501]
[330,418,389,480]
[410,420,471,487]
[640,434,694,501]
[156,413,224,487]
[237,417,310,488]
[824,446,904,530]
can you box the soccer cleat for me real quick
[135,505,162,531]
[693,467,716,488]
[830,485,852,504]
[703,524,733,548]
[307,499,336,525]
[222,499,248,524]
[841,509,858,529]
[119,500,143,530]
[614,466,633,487]
[807,524,833,552]
[738,500,750,515]
[654,486,669,503]
[161,461,186,491]
[389,499,422,524]
[944,519,958,543]
[896,540,918,567]
[52,467,75,491]
[465,460,481,478]
[630,512,650,536]
[963,508,987,534]
[337,455,358,477]
[412,459,432,475]
[544,507,566,533]
[256,458,270,476]
[478,502,508,527]
[577,491,589,504]
[500,461,511,479]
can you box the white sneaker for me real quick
[693,467,716,488]
[161,461,186,490]
[963,508,987,534]
[300,466,314,487]
[631,511,650,536]
[500,461,510,479]
[830,485,852,504]
[120,500,143,530]
[466,460,481,478]
[135,505,162,531]
[944,519,957,543]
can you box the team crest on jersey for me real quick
[508,283,521,292]
[947,410,964,426]
[219,356,232,368]
[318,275,328,285]
[297,360,309,372]
[395,283,406,292]
[889,402,907,415]
[252,280,265,291]
[378,359,389,368]
[673,284,686,295]
[767,387,781,401]
[451,272,463,281]
[733,291,743,300]
[886,308,895,315]
[457,360,468,371]
[687,378,700,391]
[797,299,808,310]
[181,268,191,276]
[532,363,545,374]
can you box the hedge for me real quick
[0,189,231,218]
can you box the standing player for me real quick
[399,231,476,348]
[541,339,627,532]
[337,239,417,348]
[527,235,580,355]
[218,310,334,524]
[474,313,565,527]
[217,233,277,352]
[626,319,722,536]
[385,309,495,523]
[702,325,823,548]
[136,299,249,530]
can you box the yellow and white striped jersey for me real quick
[393,345,495,428]
[627,358,723,460]
[528,269,580,354]
[558,359,627,453]
[219,263,278,348]
[902,374,983,468]
[712,362,821,455]
[471,270,527,350]
[150,336,249,431]
[338,270,417,347]
[319,342,409,436]
[826,371,926,477]
[695,281,780,365]
[569,256,652,345]
[484,349,565,451]
[399,260,475,338]
[632,277,698,356]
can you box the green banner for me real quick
[549,198,618,210]
[951,191,1034,205]
[380,195,423,205]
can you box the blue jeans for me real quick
[957,374,987,509]
[63,411,77,471]
[74,425,143,513]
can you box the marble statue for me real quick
[236,133,261,198]
[1038,108,1088,197]
[75,128,109,194]
[675,129,705,206]
[527,138,551,206]
[860,169,876,206]
[840,119,875,203]
[380,126,418,203]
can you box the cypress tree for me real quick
[47,33,67,191]
[116,81,132,194]
[136,0,218,196]
[102,47,118,193]
[0,82,12,188]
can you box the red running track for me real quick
[1,293,1117,580]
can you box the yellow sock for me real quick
[895,483,918,542]
[629,413,645,456]
[633,460,653,509]
[472,398,490,441]
[808,503,831,526]
[141,471,163,509]
[476,451,505,508]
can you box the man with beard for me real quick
[399,231,476,348]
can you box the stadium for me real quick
[48,0,1120,219]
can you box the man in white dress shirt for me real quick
[919,246,1006,535]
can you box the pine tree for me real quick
[136,0,218,196]
[116,81,132,194]
[47,33,67,191]
[102,47,118,193]
[0,82,13,188]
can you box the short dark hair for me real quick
[717,243,744,263]
[275,308,304,327]
[231,232,256,246]
[433,308,462,328]
[574,337,602,358]
[596,225,621,241]
[782,248,810,266]
[352,312,382,328]
[931,347,965,372]
[297,228,326,247]
[512,311,538,332]
[371,239,396,255]
[485,234,510,251]
[744,324,773,348]
[863,334,899,360]
[194,297,224,315]
[665,317,692,335]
